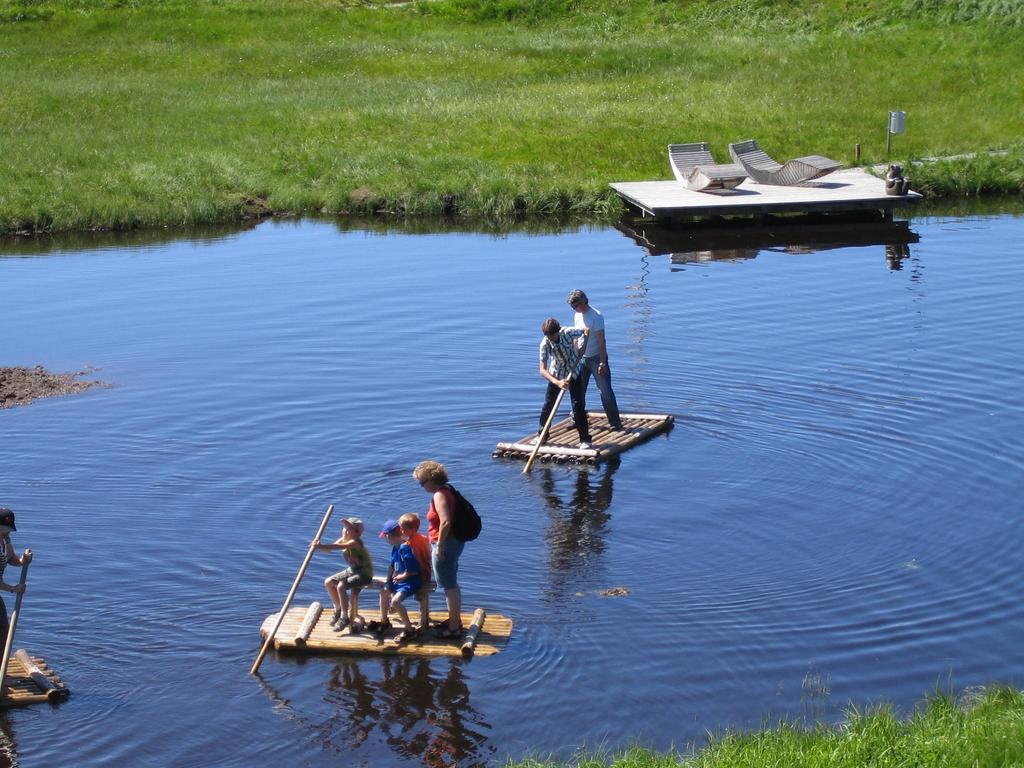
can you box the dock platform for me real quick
[494,412,674,464]
[610,168,922,221]
[260,605,512,659]
[1,650,70,706]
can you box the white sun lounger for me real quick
[728,139,841,186]
[668,142,747,192]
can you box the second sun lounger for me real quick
[668,143,747,192]
[729,139,841,186]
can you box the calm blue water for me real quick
[1,212,1022,767]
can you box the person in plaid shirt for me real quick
[538,317,592,448]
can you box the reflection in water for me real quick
[0,716,16,768]
[615,213,921,272]
[624,253,653,356]
[260,657,492,768]
[800,663,833,725]
[0,221,259,258]
[0,214,608,259]
[534,460,619,604]
[885,242,911,270]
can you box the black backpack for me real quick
[446,484,481,542]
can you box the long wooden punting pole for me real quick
[0,552,31,697]
[250,505,333,675]
[523,388,566,474]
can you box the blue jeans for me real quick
[432,537,465,590]
[578,357,622,429]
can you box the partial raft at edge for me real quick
[1,650,70,706]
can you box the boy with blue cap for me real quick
[376,519,421,643]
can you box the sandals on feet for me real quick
[396,628,417,645]
[433,624,464,639]
[332,616,350,632]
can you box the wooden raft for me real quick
[494,412,674,464]
[1,650,70,707]
[259,605,512,659]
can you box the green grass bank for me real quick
[2,0,1023,234]
[508,686,1024,768]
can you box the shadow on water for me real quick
[614,212,922,272]
[530,459,619,605]
[259,657,493,768]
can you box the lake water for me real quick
[1,210,1022,767]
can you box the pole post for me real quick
[250,505,334,675]
[0,553,31,699]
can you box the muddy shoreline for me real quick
[1,366,107,409]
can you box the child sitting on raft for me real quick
[399,512,433,632]
[375,519,421,644]
[315,517,373,633]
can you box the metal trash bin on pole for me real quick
[887,110,906,154]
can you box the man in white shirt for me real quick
[567,289,624,435]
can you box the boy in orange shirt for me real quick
[399,512,433,634]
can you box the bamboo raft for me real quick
[494,412,674,464]
[259,604,512,659]
[1,650,70,706]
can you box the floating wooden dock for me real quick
[259,604,512,659]
[1,650,70,707]
[610,168,922,221]
[494,412,674,464]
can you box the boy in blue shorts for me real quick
[376,519,421,644]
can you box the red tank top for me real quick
[427,486,456,543]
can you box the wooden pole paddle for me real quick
[250,504,333,675]
[0,550,31,698]
[522,386,566,474]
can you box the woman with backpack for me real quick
[412,460,465,639]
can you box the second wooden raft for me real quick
[494,412,674,464]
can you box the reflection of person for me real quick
[376,520,420,643]
[567,289,624,431]
[268,655,492,766]
[413,460,464,639]
[399,513,432,632]
[316,517,373,632]
[538,318,591,448]
[0,508,31,648]
[536,461,617,602]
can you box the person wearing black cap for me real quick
[0,508,32,647]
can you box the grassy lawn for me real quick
[1,0,1023,233]
[508,686,1024,768]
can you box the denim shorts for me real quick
[432,537,465,590]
